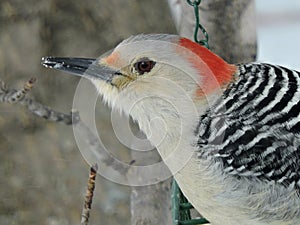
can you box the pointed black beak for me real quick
[41,57,118,82]
[42,57,95,75]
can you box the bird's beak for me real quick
[41,57,118,82]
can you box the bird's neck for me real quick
[129,94,215,163]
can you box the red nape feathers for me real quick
[179,37,237,95]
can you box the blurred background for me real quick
[256,0,300,70]
[0,1,299,225]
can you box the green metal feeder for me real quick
[171,180,209,225]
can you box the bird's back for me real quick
[194,63,300,223]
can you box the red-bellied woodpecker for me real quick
[42,34,300,225]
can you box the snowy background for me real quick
[256,0,300,70]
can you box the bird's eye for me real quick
[134,58,156,75]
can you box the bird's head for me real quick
[42,34,236,146]
[43,34,236,111]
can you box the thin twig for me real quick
[0,77,36,103]
[81,164,98,225]
[0,78,79,125]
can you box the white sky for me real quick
[256,0,300,70]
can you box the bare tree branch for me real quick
[81,164,98,225]
[0,77,36,103]
[0,78,77,125]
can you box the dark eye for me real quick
[134,58,156,75]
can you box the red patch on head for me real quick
[104,51,120,67]
[179,38,237,96]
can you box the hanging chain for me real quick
[187,0,210,49]
[171,2,211,224]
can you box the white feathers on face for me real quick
[93,34,203,117]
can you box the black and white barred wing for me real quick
[196,63,300,188]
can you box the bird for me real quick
[42,34,300,225]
